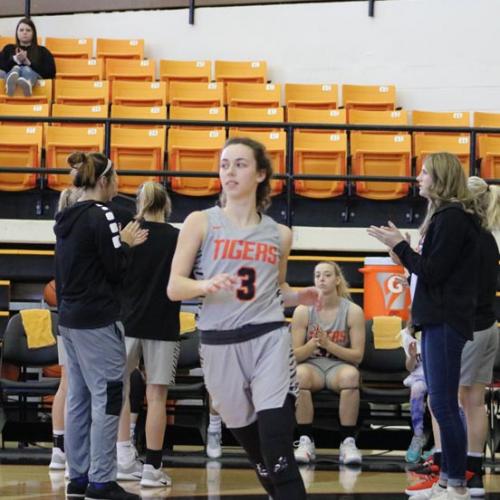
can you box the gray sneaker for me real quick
[140,464,172,488]
[48,447,66,470]
[117,457,143,481]
[6,71,19,96]
[17,77,32,97]
[206,430,222,459]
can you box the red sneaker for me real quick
[405,475,439,496]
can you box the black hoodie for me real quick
[54,200,130,329]
[393,203,481,340]
[0,43,56,79]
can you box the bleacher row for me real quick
[0,36,499,199]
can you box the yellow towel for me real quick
[372,315,403,350]
[20,309,55,349]
[180,311,197,335]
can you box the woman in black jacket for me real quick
[0,17,55,96]
[368,152,480,500]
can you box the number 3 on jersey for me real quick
[237,267,256,300]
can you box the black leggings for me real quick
[231,395,306,500]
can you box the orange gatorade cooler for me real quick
[359,257,410,320]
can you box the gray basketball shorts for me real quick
[200,326,299,429]
[125,337,180,386]
[460,322,499,386]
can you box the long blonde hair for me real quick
[468,176,500,232]
[316,261,351,299]
[419,152,472,235]
[57,187,83,213]
[136,181,171,221]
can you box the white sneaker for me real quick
[410,482,447,500]
[49,447,66,470]
[339,437,362,465]
[5,71,18,96]
[446,487,471,500]
[117,456,143,481]
[293,435,316,464]
[17,77,32,97]
[140,464,172,488]
[206,430,222,459]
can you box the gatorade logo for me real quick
[376,273,406,311]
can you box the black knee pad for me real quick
[106,380,123,416]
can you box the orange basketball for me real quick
[43,279,57,307]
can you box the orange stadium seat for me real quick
[110,104,167,130]
[342,84,396,117]
[0,79,52,104]
[0,103,49,127]
[54,80,109,106]
[226,83,281,108]
[54,58,104,80]
[110,127,165,194]
[287,108,346,133]
[51,103,108,127]
[477,135,500,180]
[96,38,144,63]
[414,134,471,175]
[413,110,470,129]
[169,82,224,108]
[111,81,166,107]
[229,129,286,196]
[350,131,411,200]
[293,131,347,198]
[169,106,225,131]
[167,129,225,196]
[285,83,338,111]
[214,60,267,86]
[159,60,211,96]
[227,106,284,133]
[474,112,500,159]
[45,37,93,59]
[105,58,155,82]
[0,125,42,191]
[0,36,41,51]
[348,109,408,128]
[46,126,105,191]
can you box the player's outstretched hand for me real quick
[297,286,324,310]
[120,220,149,247]
[203,273,239,295]
[367,221,405,249]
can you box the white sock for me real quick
[208,414,222,434]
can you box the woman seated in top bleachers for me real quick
[0,17,55,96]
[292,261,365,465]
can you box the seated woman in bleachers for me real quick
[0,17,55,96]
[292,261,365,465]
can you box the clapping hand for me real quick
[367,221,405,249]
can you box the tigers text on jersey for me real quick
[195,206,285,333]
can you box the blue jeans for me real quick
[421,323,467,488]
[7,65,40,86]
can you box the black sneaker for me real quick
[85,481,140,500]
[66,479,87,498]
[467,471,485,497]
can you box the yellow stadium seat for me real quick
[412,110,470,128]
[342,84,396,117]
[110,104,166,130]
[159,60,211,99]
[0,103,49,126]
[293,131,347,198]
[226,83,281,108]
[54,58,104,80]
[214,60,267,85]
[285,83,338,110]
[229,129,286,196]
[0,36,42,51]
[110,127,165,194]
[474,112,500,128]
[105,58,155,82]
[54,80,109,106]
[51,103,108,128]
[45,126,105,191]
[477,135,500,180]
[0,79,52,104]
[169,82,224,108]
[348,109,408,127]
[45,37,93,59]
[227,106,284,133]
[169,106,225,131]
[167,129,225,196]
[287,108,346,133]
[0,125,42,191]
[350,131,411,200]
[414,134,471,175]
[111,81,166,107]
[96,38,144,63]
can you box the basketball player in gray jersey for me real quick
[168,137,323,500]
